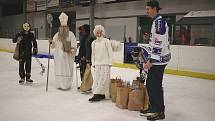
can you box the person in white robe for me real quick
[49,12,77,90]
[89,25,113,102]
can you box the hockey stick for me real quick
[46,14,53,92]
[34,57,45,76]
[75,63,79,89]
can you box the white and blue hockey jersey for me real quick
[148,15,171,65]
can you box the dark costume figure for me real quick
[13,22,38,84]
[77,24,95,82]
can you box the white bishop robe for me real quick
[51,31,77,90]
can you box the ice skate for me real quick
[140,108,153,117]
[147,112,165,121]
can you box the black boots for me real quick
[19,78,25,84]
[147,112,165,120]
[89,94,105,102]
[26,78,33,83]
[19,78,33,84]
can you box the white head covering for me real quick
[93,25,105,36]
[59,12,68,26]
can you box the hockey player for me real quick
[13,22,38,84]
[49,12,77,91]
[140,0,171,120]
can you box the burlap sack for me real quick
[80,65,93,92]
[13,43,20,61]
[110,78,122,102]
[116,85,129,109]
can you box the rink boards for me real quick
[0,38,215,80]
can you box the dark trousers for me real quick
[146,64,166,112]
[79,60,87,81]
[19,55,32,79]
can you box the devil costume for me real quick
[13,22,38,84]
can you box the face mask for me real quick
[22,23,30,31]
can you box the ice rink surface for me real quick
[0,52,215,121]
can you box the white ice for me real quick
[0,52,215,121]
